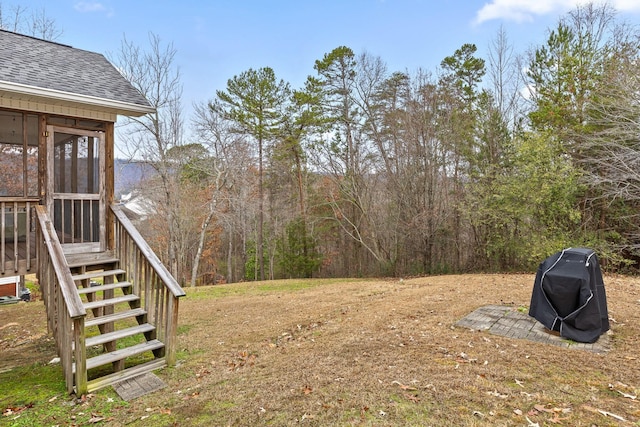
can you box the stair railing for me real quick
[35,205,88,394]
[111,204,185,366]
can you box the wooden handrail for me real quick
[111,205,185,298]
[111,203,185,366]
[35,205,86,318]
[0,197,40,202]
[35,205,87,394]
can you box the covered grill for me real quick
[529,248,609,343]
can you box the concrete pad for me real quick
[456,305,610,353]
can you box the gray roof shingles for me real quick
[0,29,150,108]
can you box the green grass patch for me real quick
[184,278,365,300]
[177,324,193,335]
[0,362,127,426]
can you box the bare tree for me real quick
[0,2,25,32]
[28,7,62,40]
[0,2,62,40]
[581,37,640,252]
[111,33,186,280]
[487,25,525,131]
[192,101,257,283]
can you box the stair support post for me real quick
[165,296,180,366]
[73,317,88,395]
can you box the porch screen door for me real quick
[47,125,106,254]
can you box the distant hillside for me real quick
[114,159,157,198]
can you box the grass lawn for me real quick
[1,274,639,426]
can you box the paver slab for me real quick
[113,372,167,401]
[456,305,610,353]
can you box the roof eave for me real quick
[0,80,155,117]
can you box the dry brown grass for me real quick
[2,274,640,426]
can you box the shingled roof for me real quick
[0,29,153,117]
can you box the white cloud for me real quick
[74,2,115,18]
[74,2,107,13]
[475,0,640,24]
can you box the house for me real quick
[0,29,185,394]
[118,191,156,223]
[0,275,19,298]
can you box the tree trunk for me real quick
[258,137,265,281]
[190,208,215,287]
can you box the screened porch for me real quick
[1,109,107,277]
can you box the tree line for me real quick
[112,3,640,285]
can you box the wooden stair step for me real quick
[83,294,139,310]
[85,359,167,393]
[85,339,164,370]
[85,323,155,347]
[65,251,119,269]
[72,269,126,282]
[85,308,147,328]
[77,281,132,295]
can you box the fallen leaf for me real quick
[525,416,540,427]
[391,380,417,391]
[548,414,570,424]
[403,393,420,403]
[87,414,104,423]
[608,383,637,400]
[617,390,637,400]
[487,390,508,399]
[582,405,626,421]
[2,403,34,417]
[597,409,626,421]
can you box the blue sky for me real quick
[9,1,640,112]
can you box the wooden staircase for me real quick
[66,252,167,392]
[35,205,185,395]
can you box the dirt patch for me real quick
[0,301,55,372]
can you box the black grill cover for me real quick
[529,248,609,343]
